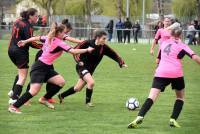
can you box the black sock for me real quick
[13,92,33,108]
[170,99,184,120]
[138,98,153,117]
[12,84,23,100]
[26,83,30,92]
[46,83,50,93]
[11,75,19,91]
[60,86,76,98]
[43,83,62,99]
[86,88,93,104]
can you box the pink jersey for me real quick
[39,36,72,65]
[154,28,171,45]
[155,38,195,78]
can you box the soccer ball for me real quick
[126,97,139,110]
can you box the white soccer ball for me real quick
[126,97,139,110]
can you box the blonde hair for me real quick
[47,22,65,43]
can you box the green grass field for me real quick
[0,40,200,134]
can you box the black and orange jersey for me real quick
[74,39,125,71]
[9,18,41,50]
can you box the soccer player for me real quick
[8,23,94,114]
[23,19,83,104]
[58,30,127,107]
[150,17,172,55]
[128,27,200,128]
[8,8,39,104]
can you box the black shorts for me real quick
[76,64,94,79]
[152,77,185,92]
[30,60,58,83]
[8,48,29,69]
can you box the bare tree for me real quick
[157,0,164,20]
[197,0,200,20]
[117,0,122,19]
[85,0,92,39]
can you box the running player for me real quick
[128,27,200,128]
[8,23,94,114]
[58,30,127,107]
[8,8,39,104]
[150,17,172,55]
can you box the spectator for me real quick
[123,17,132,44]
[106,20,114,41]
[187,21,196,45]
[132,21,141,43]
[115,19,124,43]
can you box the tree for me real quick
[172,0,197,19]
[117,0,123,19]
[157,0,164,20]
[197,0,200,20]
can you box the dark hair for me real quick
[62,19,69,24]
[20,8,38,20]
[94,30,107,39]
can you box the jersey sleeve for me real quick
[177,44,196,59]
[103,45,125,67]
[40,35,47,43]
[58,42,72,52]
[154,29,161,41]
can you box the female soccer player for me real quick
[23,19,83,104]
[150,17,172,55]
[8,8,39,104]
[8,23,94,114]
[128,27,200,128]
[58,30,127,107]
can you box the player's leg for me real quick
[58,78,86,104]
[169,77,185,128]
[39,74,65,108]
[82,73,95,106]
[8,83,42,114]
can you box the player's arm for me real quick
[156,49,161,64]
[64,36,84,44]
[150,30,161,55]
[59,41,94,55]
[18,36,41,47]
[192,55,200,64]
[103,45,127,68]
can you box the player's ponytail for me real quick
[47,22,66,43]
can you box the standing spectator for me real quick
[115,19,123,43]
[124,17,132,44]
[187,21,196,45]
[132,21,141,43]
[106,20,114,41]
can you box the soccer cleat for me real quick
[169,119,181,128]
[86,102,95,107]
[47,98,57,104]
[128,116,144,128]
[8,105,22,114]
[39,97,55,109]
[8,90,13,98]
[8,98,17,105]
[58,94,64,104]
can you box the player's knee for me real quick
[87,80,95,88]
[57,79,65,87]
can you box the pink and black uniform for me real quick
[152,38,196,91]
[154,28,171,46]
[30,36,72,83]
[74,39,125,78]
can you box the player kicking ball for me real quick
[128,27,200,128]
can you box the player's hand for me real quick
[122,64,128,68]
[150,49,154,55]
[17,40,26,47]
[156,58,160,64]
[87,47,94,53]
